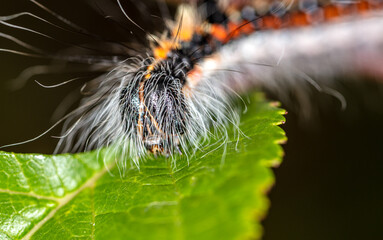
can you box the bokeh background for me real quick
[0,0,382,239]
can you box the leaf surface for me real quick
[0,93,286,240]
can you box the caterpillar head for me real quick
[119,56,191,156]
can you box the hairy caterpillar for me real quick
[0,0,383,169]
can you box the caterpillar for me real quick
[1,0,383,168]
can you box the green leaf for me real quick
[0,93,286,240]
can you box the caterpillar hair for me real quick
[1,0,383,170]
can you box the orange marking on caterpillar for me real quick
[211,24,228,42]
[137,81,145,139]
[290,11,310,27]
[357,1,370,13]
[324,5,341,20]
[262,15,282,29]
[174,28,194,41]
[153,40,176,60]
[145,64,154,79]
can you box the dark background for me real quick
[0,1,382,239]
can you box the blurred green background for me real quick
[0,0,382,239]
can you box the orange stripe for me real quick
[137,81,145,139]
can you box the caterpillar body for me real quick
[1,0,383,168]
